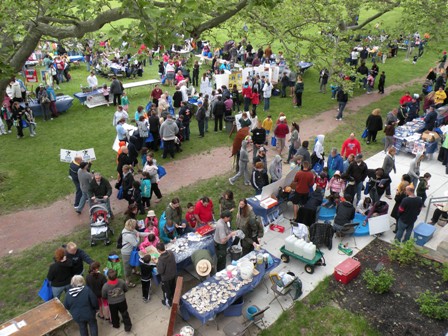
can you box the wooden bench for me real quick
[0,298,72,336]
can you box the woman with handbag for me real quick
[121,219,150,288]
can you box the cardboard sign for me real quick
[60,148,96,163]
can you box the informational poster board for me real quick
[60,148,96,163]
[368,214,390,235]
[214,74,229,90]
[229,71,243,91]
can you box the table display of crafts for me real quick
[166,233,214,263]
[182,249,274,314]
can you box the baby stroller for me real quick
[89,201,114,246]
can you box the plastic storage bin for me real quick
[413,222,436,246]
[223,296,244,317]
[334,258,361,284]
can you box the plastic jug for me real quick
[303,242,316,260]
[285,235,297,252]
[294,238,306,257]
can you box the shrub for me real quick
[387,240,418,264]
[362,269,395,294]
[442,263,448,283]
[415,290,448,320]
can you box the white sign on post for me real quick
[60,148,96,163]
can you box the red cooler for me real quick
[334,257,361,284]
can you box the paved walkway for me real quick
[0,76,424,258]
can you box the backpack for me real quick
[116,232,130,249]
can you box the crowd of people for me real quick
[12,33,446,336]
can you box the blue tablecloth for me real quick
[69,55,85,62]
[180,249,280,324]
[171,234,215,271]
[23,96,74,117]
[354,213,369,236]
[73,89,103,104]
[246,197,280,226]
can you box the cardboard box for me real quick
[334,258,361,284]
[421,130,440,141]
[260,197,278,209]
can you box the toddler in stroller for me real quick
[90,202,114,246]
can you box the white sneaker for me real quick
[8,130,12,133]
[30,134,35,137]
[229,178,234,185]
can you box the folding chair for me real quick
[337,222,359,248]
[268,273,297,311]
[222,306,270,336]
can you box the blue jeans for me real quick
[286,144,296,163]
[73,180,82,207]
[264,98,270,111]
[77,319,98,336]
[52,284,71,299]
[337,102,346,119]
[395,218,414,242]
[77,191,89,212]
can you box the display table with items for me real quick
[166,234,215,270]
[179,249,280,324]
[394,119,428,154]
[246,197,280,226]
[23,95,74,117]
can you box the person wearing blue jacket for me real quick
[327,148,344,178]
[64,275,99,336]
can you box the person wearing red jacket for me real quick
[251,88,260,114]
[274,116,289,155]
[340,132,362,159]
[242,82,252,111]
[292,161,315,220]
[399,91,412,106]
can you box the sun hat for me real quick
[196,259,212,277]
[147,210,156,217]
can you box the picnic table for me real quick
[179,249,280,324]
[0,298,72,336]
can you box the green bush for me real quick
[362,269,395,294]
[415,290,448,320]
[442,263,448,282]
[387,240,418,264]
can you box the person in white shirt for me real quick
[112,105,129,126]
[351,49,359,66]
[86,72,98,89]
[262,79,273,112]
[180,84,188,102]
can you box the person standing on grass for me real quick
[294,75,304,108]
[64,275,99,336]
[151,84,163,107]
[341,133,361,159]
[336,88,348,120]
[110,76,123,107]
[395,186,423,242]
[262,79,273,112]
[156,242,177,308]
[196,101,206,137]
[102,269,132,332]
[365,108,383,144]
[65,242,93,276]
[47,247,73,299]
[212,96,225,132]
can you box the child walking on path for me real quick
[416,172,431,206]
